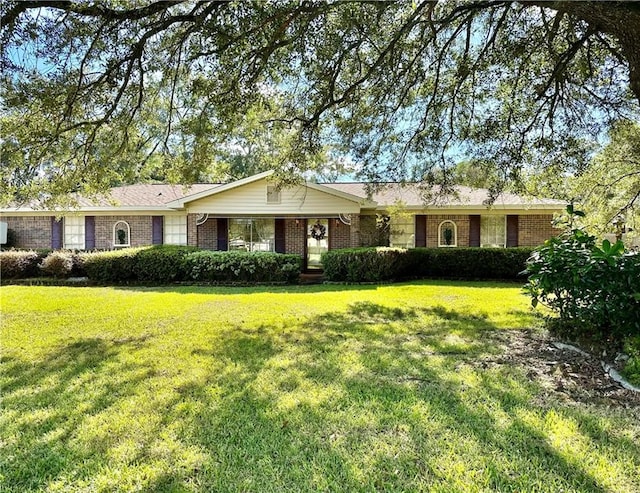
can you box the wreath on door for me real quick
[310,221,327,241]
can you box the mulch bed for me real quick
[476,330,640,408]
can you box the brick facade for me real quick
[94,215,153,249]
[187,214,198,247]
[518,214,560,247]
[197,218,218,249]
[285,219,306,256]
[330,218,351,250]
[2,212,561,252]
[1,216,53,249]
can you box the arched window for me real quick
[113,220,131,248]
[438,220,457,247]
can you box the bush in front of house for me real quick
[321,247,533,282]
[82,247,143,283]
[321,247,409,282]
[134,245,198,282]
[184,250,302,283]
[525,223,640,341]
[40,250,76,278]
[406,247,534,280]
[0,250,42,278]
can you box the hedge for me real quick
[82,248,143,283]
[321,248,409,282]
[134,245,198,282]
[80,247,302,284]
[321,247,534,282]
[184,250,302,284]
[0,250,42,279]
[407,247,534,280]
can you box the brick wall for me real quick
[94,216,153,249]
[1,215,53,249]
[518,214,560,246]
[426,215,470,247]
[197,218,218,249]
[329,219,349,250]
[285,219,306,256]
[349,214,361,248]
[187,214,198,246]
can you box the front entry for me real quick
[306,218,329,270]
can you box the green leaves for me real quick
[525,218,640,341]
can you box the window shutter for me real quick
[469,215,481,247]
[506,215,519,247]
[85,216,95,249]
[217,218,228,251]
[275,219,286,253]
[414,215,426,247]
[152,216,163,245]
[51,217,63,249]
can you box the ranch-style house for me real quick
[0,170,564,270]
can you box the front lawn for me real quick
[1,281,638,492]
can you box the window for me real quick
[266,185,281,204]
[64,216,85,249]
[164,215,187,245]
[389,215,415,248]
[481,215,506,247]
[438,220,457,247]
[229,218,275,252]
[113,221,131,247]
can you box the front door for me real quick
[306,219,329,270]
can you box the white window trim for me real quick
[164,215,188,246]
[113,221,131,248]
[438,220,458,247]
[389,215,415,248]
[63,216,85,250]
[481,215,507,248]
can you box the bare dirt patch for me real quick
[476,330,640,408]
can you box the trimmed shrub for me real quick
[407,247,533,280]
[322,247,408,282]
[134,245,198,282]
[185,250,302,283]
[322,247,533,282]
[0,250,41,279]
[82,248,143,283]
[40,250,75,278]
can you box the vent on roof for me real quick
[266,185,281,204]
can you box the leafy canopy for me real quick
[1,1,640,207]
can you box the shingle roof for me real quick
[76,183,221,207]
[321,182,565,208]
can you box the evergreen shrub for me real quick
[0,250,41,278]
[134,245,198,282]
[321,247,533,282]
[184,250,301,283]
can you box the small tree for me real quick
[525,206,640,341]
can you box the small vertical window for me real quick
[164,216,187,245]
[63,216,85,250]
[438,220,457,247]
[389,215,415,248]
[481,215,506,247]
[266,185,281,204]
[113,221,131,247]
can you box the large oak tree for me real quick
[1,1,639,207]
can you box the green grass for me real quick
[1,280,638,492]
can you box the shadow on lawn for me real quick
[1,302,637,492]
[110,277,525,296]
